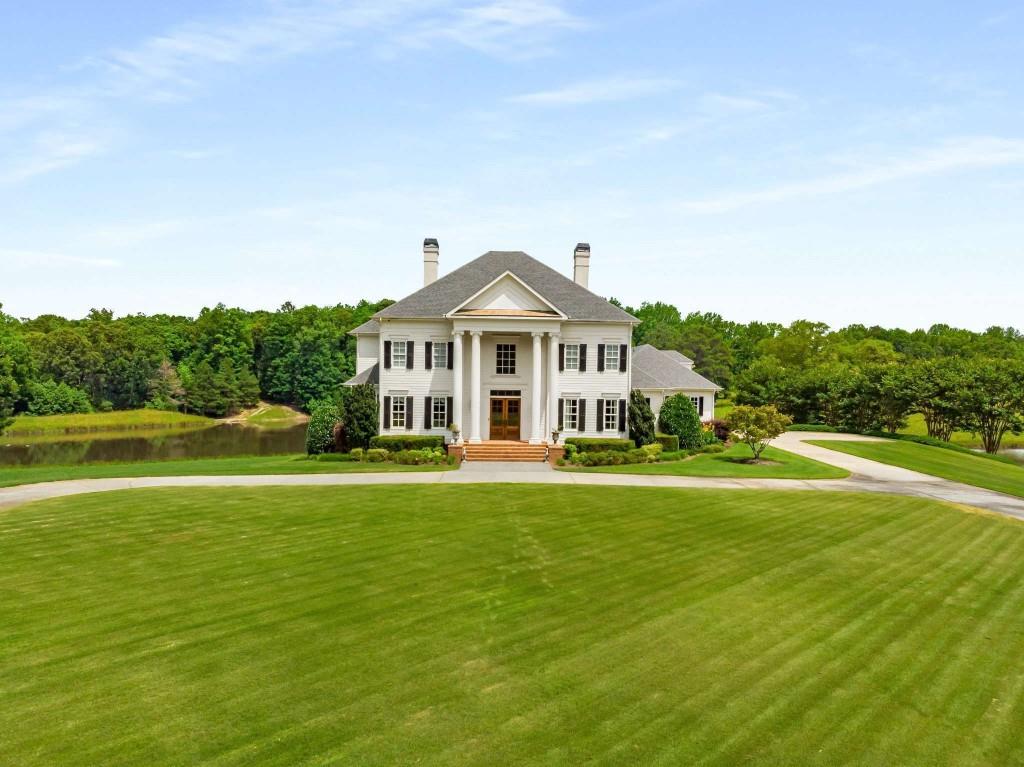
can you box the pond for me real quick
[1002,449,1024,467]
[0,423,308,467]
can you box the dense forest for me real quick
[2,298,1023,450]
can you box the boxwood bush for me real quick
[655,433,679,452]
[564,437,633,453]
[369,435,444,451]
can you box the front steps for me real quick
[462,441,548,462]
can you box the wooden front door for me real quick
[489,398,521,440]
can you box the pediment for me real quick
[448,271,564,318]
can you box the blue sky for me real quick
[1,1,1021,329]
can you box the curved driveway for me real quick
[2,432,1023,521]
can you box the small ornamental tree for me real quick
[727,404,792,461]
[658,393,704,449]
[344,383,379,450]
[627,390,656,447]
[956,358,1024,454]
[305,399,343,455]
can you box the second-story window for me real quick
[391,340,407,368]
[496,343,516,375]
[564,343,579,371]
[604,344,620,371]
[433,342,448,369]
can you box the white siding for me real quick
[555,322,631,439]
[640,389,717,426]
[378,320,455,437]
[356,335,378,375]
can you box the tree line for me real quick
[3,297,1022,451]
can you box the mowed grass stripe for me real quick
[3,486,1024,766]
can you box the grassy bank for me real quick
[566,443,848,479]
[0,454,453,488]
[4,409,214,437]
[898,413,1024,450]
[809,439,1024,498]
[3,485,1024,765]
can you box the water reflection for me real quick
[0,423,307,467]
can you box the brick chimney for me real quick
[573,242,590,289]
[423,238,439,286]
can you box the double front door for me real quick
[489,397,521,440]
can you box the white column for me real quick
[452,331,464,444]
[548,331,560,444]
[530,332,543,444]
[469,331,482,443]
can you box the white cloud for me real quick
[678,137,1024,214]
[0,132,106,185]
[509,75,679,106]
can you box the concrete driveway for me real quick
[2,432,1023,521]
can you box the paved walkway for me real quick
[2,433,1023,520]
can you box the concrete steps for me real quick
[463,442,548,462]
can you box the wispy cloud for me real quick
[0,132,106,185]
[679,136,1024,214]
[509,75,679,106]
[0,249,119,269]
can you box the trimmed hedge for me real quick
[789,423,840,433]
[565,437,633,453]
[655,433,679,452]
[369,435,445,451]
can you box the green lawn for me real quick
[4,409,213,437]
[0,454,452,488]
[567,443,849,479]
[899,413,1024,450]
[3,485,1024,765]
[245,404,308,429]
[809,439,1024,498]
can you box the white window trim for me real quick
[391,396,406,428]
[603,399,619,431]
[564,343,580,371]
[496,343,517,375]
[391,339,408,368]
[604,344,620,371]
[432,341,448,370]
[563,397,579,431]
[431,396,448,429]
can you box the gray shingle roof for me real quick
[631,344,721,391]
[662,349,694,367]
[344,363,379,386]
[348,319,380,335]
[375,251,637,323]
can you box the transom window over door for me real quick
[391,340,407,368]
[496,343,516,375]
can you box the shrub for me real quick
[391,448,445,465]
[789,423,839,433]
[26,381,93,415]
[365,448,389,462]
[370,435,444,451]
[344,383,379,449]
[709,418,730,442]
[659,450,689,462]
[640,443,663,458]
[700,428,720,446]
[727,404,793,460]
[564,443,578,459]
[655,433,679,452]
[350,447,364,461]
[658,394,704,449]
[564,437,633,453]
[699,443,726,454]
[628,390,656,447]
[314,452,356,462]
[305,399,342,455]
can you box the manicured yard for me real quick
[3,409,213,436]
[2,485,1023,765]
[567,443,849,479]
[0,454,452,488]
[810,439,1024,498]
[899,413,1024,450]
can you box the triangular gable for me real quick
[447,271,565,318]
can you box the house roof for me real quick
[662,349,694,368]
[348,319,380,335]
[375,251,637,323]
[343,362,379,386]
[631,344,721,391]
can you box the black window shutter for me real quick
[699,396,705,417]
[384,341,392,369]
[597,344,605,372]
[619,345,628,372]
[447,341,454,370]
[424,396,432,429]
[579,398,587,432]
[579,343,587,372]
[406,396,414,430]
[558,398,564,430]
[383,396,391,428]
[406,342,414,369]
[425,341,433,370]
[596,399,604,432]
[446,396,453,427]
[558,344,565,372]
[618,399,627,431]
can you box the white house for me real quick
[346,240,720,446]
[631,345,722,424]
